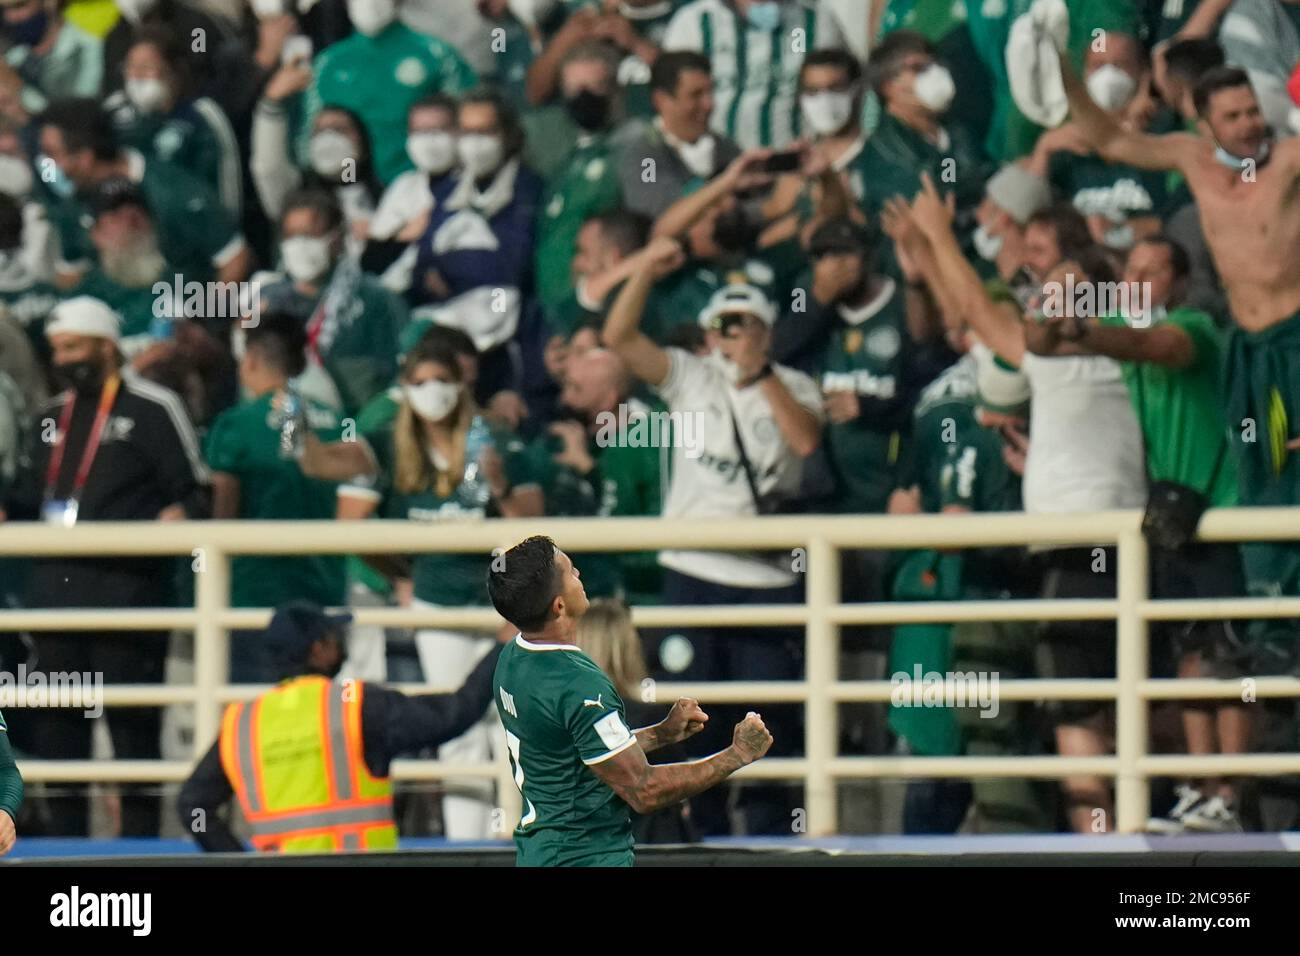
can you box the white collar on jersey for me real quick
[515,634,582,652]
[838,276,896,326]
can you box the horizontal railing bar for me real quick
[5,677,1299,710]
[19,752,1300,784]
[829,600,1117,624]
[1138,598,1300,620]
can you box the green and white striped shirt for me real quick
[663,0,847,149]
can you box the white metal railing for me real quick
[1,510,1300,836]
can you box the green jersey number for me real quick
[504,729,538,827]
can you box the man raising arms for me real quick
[1057,37,1300,602]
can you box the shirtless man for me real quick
[1059,50,1300,604]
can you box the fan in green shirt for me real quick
[849,32,993,274]
[302,16,477,184]
[0,709,19,854]
[337,335,543,609]
[206,315,349,611]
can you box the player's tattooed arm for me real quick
[634,698,708,752]
[591,713,773,814]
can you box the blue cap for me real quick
[264,600,352,664]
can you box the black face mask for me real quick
[565,89,613,132]
[53,359,104,395]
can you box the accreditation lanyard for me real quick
[42,376,120,526]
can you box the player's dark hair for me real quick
[281,188,344,234]
[650,51,712,97]
[488,535,565,633]
[39,98,118,162]
[1026,202,1093,265]
[1134,233,1191,281]
[1193,66,1253,119]
[801,48,863,87]
[244,311,308,379]
[590,209,652,257]
[1072,244,1119,287]
[1162,37,1224,88]
[869,30,936,101]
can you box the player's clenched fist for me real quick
[732,712,774,764]
[661,698,708,745]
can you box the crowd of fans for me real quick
[0,0,1297,844]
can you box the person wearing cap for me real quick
[968,163,1052,287]
[602,234,822,836]
[177,600,508,852]
[35,97,249,288]
[0,294,209,837]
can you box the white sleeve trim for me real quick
[337,485,382,503]
[211,234,247,269]
[581,734,637,766]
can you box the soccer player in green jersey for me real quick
[488,535,773,867]
[0,709,21,855]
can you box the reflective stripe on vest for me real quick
[219,676,396,852]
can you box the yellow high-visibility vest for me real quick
[219,675,397,853]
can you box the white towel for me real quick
[1006,0,1070,129]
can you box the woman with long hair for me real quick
[336,335,542,839]
[576,598,696,845]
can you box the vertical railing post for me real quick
[193,542,230,756]
[804,536,839,836]
[1114,523,1149,833]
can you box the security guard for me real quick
[178,601,503,852]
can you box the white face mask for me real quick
[346,0,396,37]
[800,90,855,137]
[972,224,1004,262]
[309,129,355,178]
[708,347,743,386]
[280,235,334,283]
[0,154,33,198]
[457,133,504,178]
[404,379,461,421]
[407,131,457,175]
[912,64,955,114]
[125,77,169,114]
[1085,64,1137,112]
